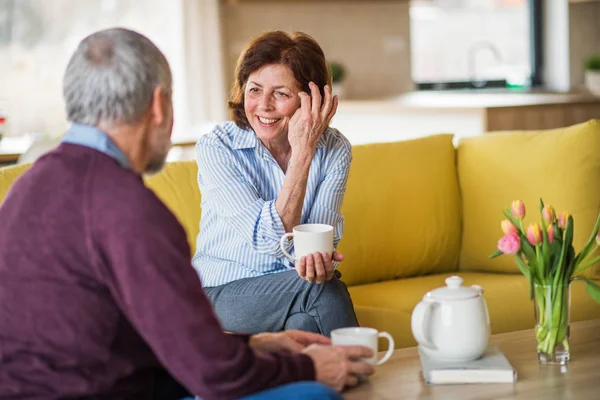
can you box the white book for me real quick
[419,346,517,384]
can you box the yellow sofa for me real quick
[2,120,600,349]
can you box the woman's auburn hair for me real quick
[228,31,332,130]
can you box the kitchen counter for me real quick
[339,90,600,112]
[332,90,600,143]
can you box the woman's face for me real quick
[244,63,302,145]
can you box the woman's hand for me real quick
[249,330,331,353]
[288,82,338,155]
[295,251,344,284]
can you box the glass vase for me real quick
[533,283,571,365]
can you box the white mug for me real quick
[331,327,395,366]
[279,224,334,262]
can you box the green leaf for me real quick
[553,216,574,287]
[521,239,537,270]
[514,254,531,282]
[574,254,600,274]
[573,212,600,269]
[489,250,503,259]
[573,276,600,304]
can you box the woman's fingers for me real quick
[313,252,326,283]
[309,82,322,117]
[320,85,333,120]
[295,256,307,278]
[298,91,312,118]
[305,254,315,282]
[326,94,338,124]
[332,251,344,262]
[321,251,334,281]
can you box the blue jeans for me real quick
[182,382,341,400]
[204,270,358,337]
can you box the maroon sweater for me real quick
[0,144,314,399]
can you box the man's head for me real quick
[63,28,173,174]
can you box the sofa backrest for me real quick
[1,135,464,286]
[144,161,201,255]
[458,120,600,279]
[0,163,32,203]
[337,134,462,286]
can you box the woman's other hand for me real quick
[288,82,338,154]
[295,251,344,283]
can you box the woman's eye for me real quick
[275,91,289,98]
[248,87,260,94]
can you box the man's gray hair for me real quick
[63,28,172,126]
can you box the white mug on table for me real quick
[331,327,395,366]
[279,223,334,262]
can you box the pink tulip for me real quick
[511,200,526,219]
[498,233,521,255]
[501,219,519,235]
[527,223,543,246]
[558,211,569,229]
[542,205,556,224]
[547,225,555,244]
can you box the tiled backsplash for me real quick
[220,1,412,100]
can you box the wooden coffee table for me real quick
[344,319,600,399]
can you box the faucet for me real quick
[467,41,504,88]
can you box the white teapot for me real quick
[411,276,490,362]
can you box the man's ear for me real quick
[150,85,166,126]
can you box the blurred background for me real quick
[0,0,599,165]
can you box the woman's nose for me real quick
[258,93,274,110]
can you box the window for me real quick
[409,0,542,90]
[0,0,188,139]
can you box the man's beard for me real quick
[145,126,172,175]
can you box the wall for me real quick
[220,1,412,100]
[569,1,600,88]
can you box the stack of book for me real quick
[419,346,517,384]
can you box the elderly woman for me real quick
[192,31,358,336]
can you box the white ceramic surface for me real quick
[411,276,491,362]
[279,224,333,262]
[331,327,395,366]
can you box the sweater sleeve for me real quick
[89,183,315,400]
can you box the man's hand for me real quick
[249,330,331,354]
[302,344,375,392]
[295,251,344,283]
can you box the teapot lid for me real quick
[427,276,481,300]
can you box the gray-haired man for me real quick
[0,28,373,399]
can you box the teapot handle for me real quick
[411,299,436,349]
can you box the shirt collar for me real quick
[61,123,131,169]
[231,126,260,150]
[230,125,329,150]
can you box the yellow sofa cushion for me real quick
[349,272,600,348]
[338,134,461,286]
[0,162,201,256]
[0,163,32,204]
[458,120,600,278]
[144,161,201,255]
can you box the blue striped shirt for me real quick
[191,121,352,287]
